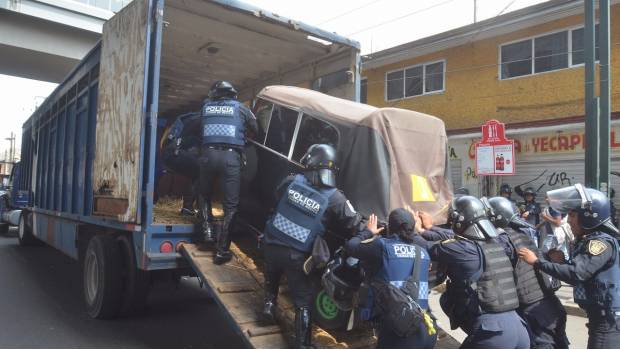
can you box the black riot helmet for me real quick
[449,195,498,240]
[524,187,537,197]
[300,144,338,188]
[208,80,238,100]
[483,196,532,229]
[500,183,512,196]
[321,253,363,311]
[547,184,618,234]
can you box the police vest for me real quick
[573,232,620,313]
[374,237,431,310]
[264,175,336,253]
[473,240,520,313]
[201,99,245,147]
[505,228,556,305]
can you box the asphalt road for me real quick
[429,290,588,348]
[0,228,245,348]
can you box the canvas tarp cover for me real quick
[257,86,452,223]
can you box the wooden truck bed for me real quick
[181,242,460,348]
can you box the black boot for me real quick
[294,307,313,349]
[213,212,234,265]
[261,294,277,324]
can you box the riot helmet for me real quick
[300,144,338,188]
[321,253,363,311]
[500,183,512,196]
[547,184,618,234]
[482,196,532,229]
[208,80,238,100]
[449,195,498,240]
[523,187,537,198]
[454,187,470,198]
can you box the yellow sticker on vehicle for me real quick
[411,175,436,202]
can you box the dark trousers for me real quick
[376,320,438,349]
[587,316,620,349]
[200,147,241,252]
[162,147,200,209]
[518,296,569,349]
[460,312,530,349]
[263,243,314,309]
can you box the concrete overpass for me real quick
[0,0,123,83]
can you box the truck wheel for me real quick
[117,235,150,317]
[18,213,38,246]
[83,235,123,319]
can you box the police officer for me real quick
[519,184,620,348]
[200,81,258,264]
[261,144,363,348]
[161,112,201,215]
[516,186,542,227]
[485,196,568,349]
[499,183,519,212]
[345,209,437,348]
[430,196,530,348]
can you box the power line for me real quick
[317,0,385,25]
[346,0,458,36]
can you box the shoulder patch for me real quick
[588,240,608,256]
[361,236,377,244]
[441,238,457,245]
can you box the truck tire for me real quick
[117,235,150,317]
[83,235,123,319]
[18,212,38,246]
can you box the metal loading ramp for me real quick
[181,243,460,348]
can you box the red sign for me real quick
[475,120,515,176]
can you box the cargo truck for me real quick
[15,1,459,347]
[16,0,358,330]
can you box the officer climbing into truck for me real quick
[260,144,363,348]
[519,184,620,348]
[484,196,568,349]
[200,81,258,264]
[430,195,530,348]
[160,112,202,216]
[344,209,438,348]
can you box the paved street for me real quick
[429,290,588,349]
[0,229,245,348]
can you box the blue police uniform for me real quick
[429,237,530,349]
[263,174,363,309]
[199,98,257,258]
[497,228,568,349]
[535,231,620,348]
[346,230,437,349]
[161,112,201,210]
[264,175,336,253]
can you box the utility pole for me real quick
[584,0,599,189]
[599,0,611,195]
[5,132,15,164]
[473,0,478,23]
[584,0,612,194]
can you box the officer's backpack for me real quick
[370,274,427,337]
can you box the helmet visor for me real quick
[318,169,337,188]
[547,184,588,214]
[477,218,499,238]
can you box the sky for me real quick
[0,0,550,158]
